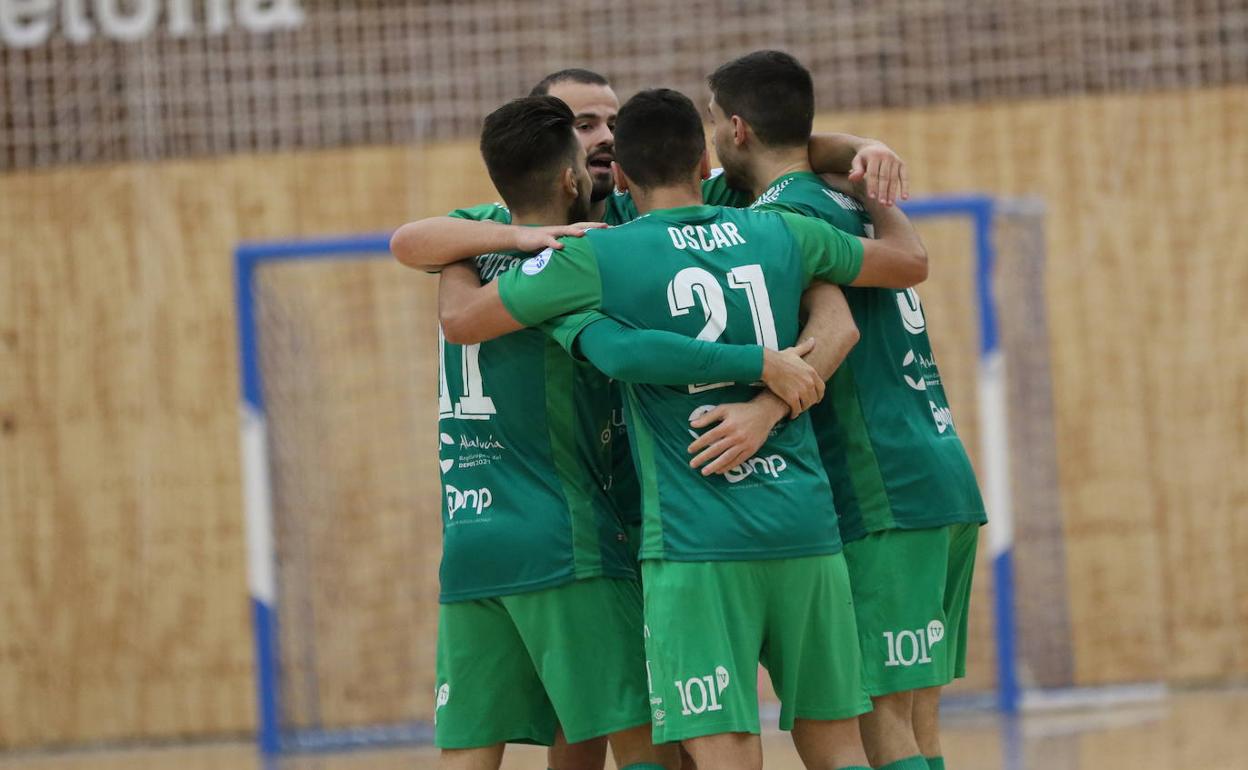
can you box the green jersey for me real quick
[448,172,749,530]
[436,249,635,603]
[752,172,987,541]
[497,205,865,562]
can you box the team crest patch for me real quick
[521,248,553,275]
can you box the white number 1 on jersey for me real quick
[439,329,496,420]
[666,264,778,394]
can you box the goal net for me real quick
[235,198,1065,753]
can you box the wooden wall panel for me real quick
[1,87,1245,748]
[0,141,500,747]
[816,86,1248,686]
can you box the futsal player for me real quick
[686,51,988,770]
[404,87,930,770]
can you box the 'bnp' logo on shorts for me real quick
[884,620,945,667]
[674,665,730,715]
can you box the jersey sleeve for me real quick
[541,310,605,356]
[574,317,764,385]
[778,211,864,285]
[701,169,753,207]
[496,237,604,327]
[447,202,512,223]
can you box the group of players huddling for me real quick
[392,50,986,770]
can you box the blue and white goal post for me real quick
[233,196,1047,754]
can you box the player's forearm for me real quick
[392,217,524,270]
[576,319,763,385]
[744,388,792,429]
[808,133,871,175]
[798,282,860,380]
[438,261,523,344]
[853,199,928,288]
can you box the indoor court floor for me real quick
[2,689,1243,770]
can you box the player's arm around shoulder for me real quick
[825,174,929,289]
[390,213,602,271]
[808,133,910,206]
[440,233,600,345]
[488,234,606,337]
[438,261,522,344]
[776,198,927,290]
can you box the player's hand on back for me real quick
[687,394,790,477]
[848,140,909,206]
[761,338,824,417]
[514,222,607,253]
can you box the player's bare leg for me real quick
[791,717,870,769]
[858,690,922,767]
[607,723,682,769]
[678,744,698,769]
[682,732,762,770]
[912,686,944,763]
[549,726,608,770]
[440,745,504,770]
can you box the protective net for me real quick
[243,200,1061,746]
[5,0,1246,170]
[252,255,441,744]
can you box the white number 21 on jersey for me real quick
[666,264,778,393]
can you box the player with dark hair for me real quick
[696,50,987,770]
[393,67,909,555]
[421,94,828,770]
[398,86,930,770]
[427,94,671,770]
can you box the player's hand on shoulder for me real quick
[761,338,824,418]
[820,172,863,201]
[848,140,909,206]
[686,393,791,477]
[514,222,608,253]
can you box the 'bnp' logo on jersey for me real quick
[674,666,731,715]
[521,248,553,275]
[884,620,944,668]
[929,402,954,435]
[446,484,492,519]
[724,454,788,484]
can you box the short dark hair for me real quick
[614,88,706,189]
[479,96,579,211]
[530,68,610,96]
[708,50,814,148]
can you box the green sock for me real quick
[620,765,668,770]
[926,758,946,770]
[876,757,931,770]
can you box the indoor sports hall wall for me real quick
[2,85,1244,749]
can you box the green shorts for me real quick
[842,522,979,697]
[434,576,650,748]
[641,554,871,744]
